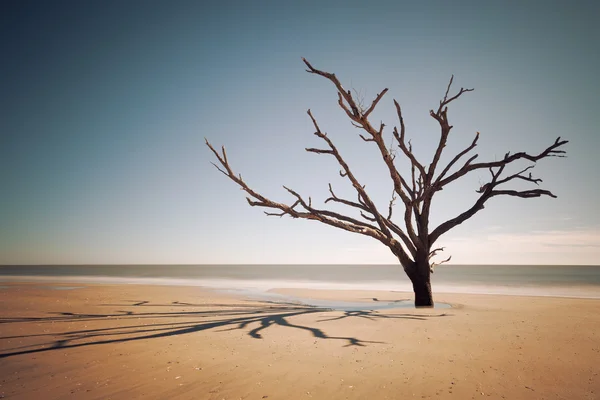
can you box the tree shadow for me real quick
[0,299,450,359]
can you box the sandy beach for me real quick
[1,283,598,399]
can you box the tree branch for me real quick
[430,256,451,273]
[303,58,361,119]
[438,137,568,188]
[206,139,390,243]
[363,88,389,118]
[325,183,372,215]
[387,190,397,220]
[304,60,413,203]
[305,109,399,239]
[490,189,557,198]
[488,165,540,187]
[302,62,421,251]
[427,77,474,186]
[392,100,427,188]
[434,131,480,186]
[429,142,566,246]
[436,75,474,115]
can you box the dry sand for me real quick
[0,283,598,399]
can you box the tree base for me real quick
[411,275,434,308]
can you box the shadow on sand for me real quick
[0,299,450,359]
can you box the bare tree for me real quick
[206,58,568,307]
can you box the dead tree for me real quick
[206,58,568,307]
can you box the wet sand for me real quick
[0,283,598,399]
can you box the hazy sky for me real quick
[1,0,599,265]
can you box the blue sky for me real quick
[1,0,598,265]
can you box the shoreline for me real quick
[2,274,600,300]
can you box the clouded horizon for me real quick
[1,0,599,265]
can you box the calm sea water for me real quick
[1,264,599,298]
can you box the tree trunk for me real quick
[405,260,434,308]
[410,273,433,308]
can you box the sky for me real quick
[1,0,599,265]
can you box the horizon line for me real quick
[1,263,599,267]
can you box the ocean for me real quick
[1,264,599,299]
